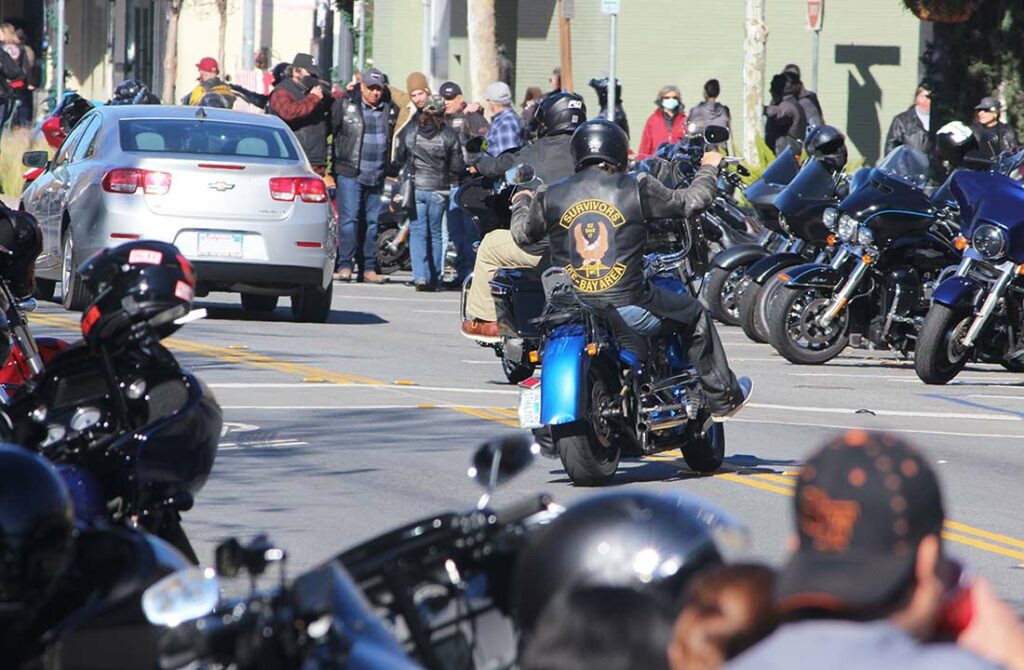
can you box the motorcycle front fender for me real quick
[746,252,806,285]
[540,325,590,426]
[710,243,770,271]
[780,263,846,291]
[932,276,984,311]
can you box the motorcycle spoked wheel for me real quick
[769,286,850,365]
[681,416,726,473]
[704,266,747,326]
[555,367,621,486]
[375,227,409,275]
[914,304,973,385]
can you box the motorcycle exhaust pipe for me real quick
[638,416,690,433]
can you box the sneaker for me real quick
[414,281,434,292]
[461,319,500,342]
[712,377,753,423]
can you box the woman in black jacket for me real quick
[394,95,465,290]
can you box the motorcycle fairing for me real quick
[931,276,985,310]
[779,263,847,291]
[540,324,589,426]
[745,252,807,285]
[710,243,770,271]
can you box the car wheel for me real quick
[241,293,279,313]
[291,282,333,323]
[61,233,90,311]
[35,278,56,302]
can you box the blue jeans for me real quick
[411,189,447,284]
[446,196,478,282]
[336,175,383,273]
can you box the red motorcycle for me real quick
[23,93,96,188]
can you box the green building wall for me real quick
[372,0,923,164]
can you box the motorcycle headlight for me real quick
[838,214,859,242]
[822,208,838,231]
[857,226,874,246]
[971,224,1007,260]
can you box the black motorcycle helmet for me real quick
[0,207,42,300]
[0,445,75,610]
[804,124,848,173]
[57,94,95,135]
[512,491,733,637]
[110,79,146,105]
[935,121,977,168]
[571,119,630,172]
[534,92,587,138]
[77,241,196,348]
[271,62,290,87]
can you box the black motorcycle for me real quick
[767,147,962,364]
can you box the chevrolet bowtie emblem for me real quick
[208,181,236,192]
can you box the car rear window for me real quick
[119,119,299,160]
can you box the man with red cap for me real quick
[182,57,236,109]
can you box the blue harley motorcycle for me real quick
[915,151,1024,383]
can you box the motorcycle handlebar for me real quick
[492,494,553,526]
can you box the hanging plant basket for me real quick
[902,0,977,23]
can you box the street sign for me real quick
[807,0,823,31]
[601,0,620,15]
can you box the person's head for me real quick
[439,81,464,114]
[254,47,270,70]
[14,27,28,46]
[550,66,562,92]
[522,86,543,109]
[783,70,803,95]
[360,68,387,107]
[704,79,721,101]
[521,586,675,670]
[512,491,726,637]
[769,73,789,101]
[483,81,514,117]
[196,57,219,82]
[406,71,430,109]
[776,431,949,641]
[534,91,586,137]
[418,94,446,127]
[913,85,931,114]
[271,62,290,86]
[290,52,319,83]
[783,63,801,78]
[0,23,18,44]
[0,445,75,622]
[668,563,778,670]
[655,84,682,114]
[975,96,1001,127]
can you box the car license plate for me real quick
[518,382,542,429]
[197,232,244,258]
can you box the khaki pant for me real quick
[466,229,543,322]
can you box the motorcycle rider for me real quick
[969,96,1019,161]
[510,119,751,420]
[108,78,161,105]
[460,92,585,340]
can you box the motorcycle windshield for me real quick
[777,158,835,203]
[875,146,930,189]
[950,170,1024,252]
[760,146,801,186]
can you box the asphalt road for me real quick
[29,280,1024,608]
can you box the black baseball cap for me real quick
[775,431,945,614]
[362,68,387,89]
[439,81,462,99]
[291,53,319,78]
[975,96,1001,112]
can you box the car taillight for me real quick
[101,168,172,195]
[269,177,327,203]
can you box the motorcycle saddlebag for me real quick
[491,268,545,338]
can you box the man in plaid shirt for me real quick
[483,81,525,156]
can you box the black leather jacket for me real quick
[970,121,1019,161]
[270,78,330,167]
[765,94,807,156]
[885,106,931,156]
[394,123,465,192]
[474,133,576,184]
[330,88,399,180]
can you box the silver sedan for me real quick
[20,105,336,322]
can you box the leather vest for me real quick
[543,167,645,306]
[272,79,329,166]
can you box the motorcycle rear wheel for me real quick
[768,286,849,365]
[556,370,620,486]
[914,304,972,385]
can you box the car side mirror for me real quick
[22,151,49,169]
[506,163,536,186]
[703,125,730,145]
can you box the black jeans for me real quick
[633,286,741,415]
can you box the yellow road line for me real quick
[943,520,1024,551]
[752,472,798,487]
[718,472,795,496]
[941,530,1024,561]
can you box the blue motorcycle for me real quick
[521,250,725,486]
[915,151,1024,383]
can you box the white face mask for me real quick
[662,98,680,111]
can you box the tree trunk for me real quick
[466,0,498,102]
[742,0,768,166]
[162,0,184,104]
[217,0,228,73]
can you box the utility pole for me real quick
[466,0,497,101]
[422,0,432,79]
[242,0,255,69]
[55,0,65,101]
[743,0,768,166]
[355,0,366,72]
[558,0,574,92]
[602,0,620,123]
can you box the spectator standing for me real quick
[0,24,25,129]
[182,57,236,108]
[970,96,1019,161]
[726,431,1024,670]
[395,95,465,290]
[269,53,330,176]
[783,64,824,126]
[520,85,544,134]
[483,81,525,157]
[687,79,732,135]
[884,85,931,156]
[764,73,806,156]
[12,28,35,127]
[330,68,399,284]
[232,48,273,113]
[638,84,687,158]
[441,80,488,284]
[395,71,430,140]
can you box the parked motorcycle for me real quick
[767,146,962,364]
[915,151,1024,383]
[23,92,97,188]
[704,146,802,325]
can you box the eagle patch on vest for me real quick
[559,198,627,293]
